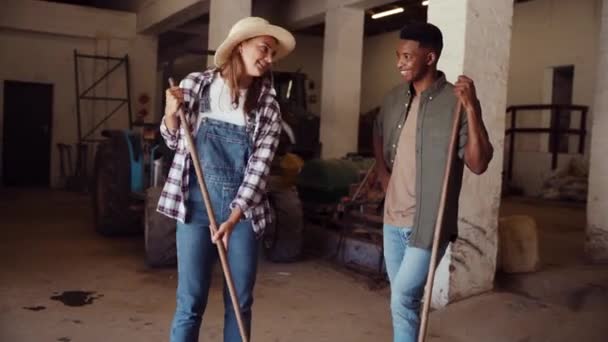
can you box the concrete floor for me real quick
[1,190,607,342]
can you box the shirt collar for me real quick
[404,70,448,99]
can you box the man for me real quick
[373,22,493,341]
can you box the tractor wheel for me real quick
[263,187,304,262]
[92,132,141,235]
[144,187,177,267]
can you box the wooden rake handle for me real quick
[169,78,249,342]
[417,101,463,342]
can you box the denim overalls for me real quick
[170,117,257,342]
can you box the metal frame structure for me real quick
[73,50,133,144]
[505,104,588,180]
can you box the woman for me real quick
[157,17,295,342]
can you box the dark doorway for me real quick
[2,81,53,187]
[550,65,574,153]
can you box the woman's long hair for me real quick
[219,44,264,115]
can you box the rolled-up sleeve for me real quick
[160,115,179,150]
[159,74,200,150]
[457,107,469,160]
[230,98,282,217]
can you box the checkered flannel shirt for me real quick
[157,68,282,235]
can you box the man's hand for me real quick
[453,75,479,112]
[454,75,494,174]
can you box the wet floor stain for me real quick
[57,337,71,342]
[50,291,103,307]
[72,319,83,324]
[22,306,46,311]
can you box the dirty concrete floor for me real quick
[428,196,608,342]
[1,190,607,342]
[0,189,392,342]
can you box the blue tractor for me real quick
[92,126,177,266]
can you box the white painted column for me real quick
[586,0,608,263]
[319,6,364,159]
[207,0,252,66]
[428,0,513,307]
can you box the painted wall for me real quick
[0,0,157,188]
[506,0,602,195]
[276,30,403,119]
[360,30,402,115]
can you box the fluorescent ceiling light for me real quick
[422,0,429,5]
[371,7,404,19]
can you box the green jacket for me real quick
[375,72,469,249]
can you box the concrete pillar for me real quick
[207,0,251,66]
[129,34,158,124]
[428,0,513,307]
[319,7,364,159]
[586,0,608,263]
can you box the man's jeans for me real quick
[383,224,448,342]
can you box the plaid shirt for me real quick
[157,68,282,235]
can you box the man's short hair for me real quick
[399,22,443,57]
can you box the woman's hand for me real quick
[212,207,244,250]
[212,219,237,251]
[164,84,183,131]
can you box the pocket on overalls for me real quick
[202,131,249,179]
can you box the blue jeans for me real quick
[171,118,256,342]
[383,224,448,342]
[171,209,257,342]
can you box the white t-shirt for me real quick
[199,75,247,126]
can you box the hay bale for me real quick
[498,215,540,273]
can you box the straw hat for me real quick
[214,17,296,67]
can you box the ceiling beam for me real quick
[137,0,209,34]
[171,22,209,35]
[1,0,136,39]
[158,34,209,64]
[281,0,395,29]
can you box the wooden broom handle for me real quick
[418,101,464,342]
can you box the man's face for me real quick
[396,39,433,83]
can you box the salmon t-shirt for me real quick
[384,95,420,227]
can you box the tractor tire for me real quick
[92,133,141,235]
[263,187,304,262]
[144,187,177,267]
